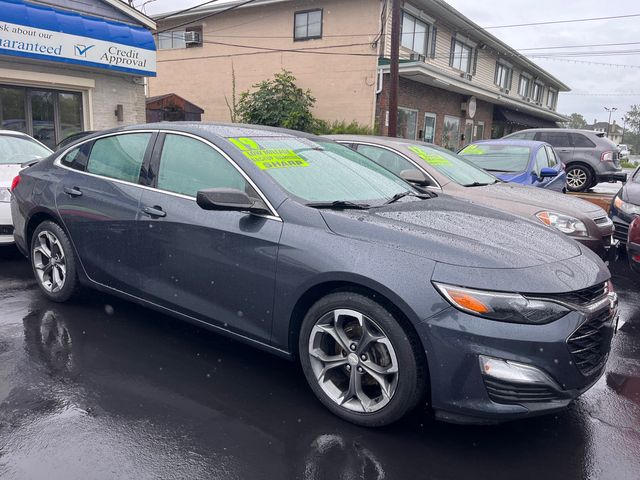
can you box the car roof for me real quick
[505,128,602,135]
[118,122,320,140]
[469,139,548,148]
[325,134,436,148]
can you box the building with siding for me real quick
[150,0,569,150]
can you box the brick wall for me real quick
[376,74,494,149]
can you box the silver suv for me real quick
[503,128,627,192]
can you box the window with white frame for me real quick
[547,88,558,109]
[401,12,429,56]
[532,82,544,103]
[451,40,472,73]
[157,27,202,50]
[518,74,531,97]
[294,9,322,40]
[495,62,512,89]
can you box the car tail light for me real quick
[630,218,640,244]
[601,151,614,162]
[10,175,20,192]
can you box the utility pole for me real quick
[388,0,400,137]
[604,106,617,139]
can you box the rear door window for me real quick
[535,132,572,148]
[569,133,596,148]
[354,144,414,176]
[86,133,151,183]
[508,131,536,140]
[157,134,248,197]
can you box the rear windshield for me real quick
[0,135,51,164]
[226,136,412,203]
[399,143,498,186]
[459,144,531,173]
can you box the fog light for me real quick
[479,355,560,387]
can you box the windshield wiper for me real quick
[463,182,491,187]
[382,191,434,205]
[306,200,371,210]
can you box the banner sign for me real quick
[0,3,156,76]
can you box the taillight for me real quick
[601,151,613,162]
[10,175,20,192]
[630,217,640,244]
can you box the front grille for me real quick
[543,282,607,307]
[567,309,612,376]
[0,225,13,236]
[613,219,629,243]
[484,377,564,404]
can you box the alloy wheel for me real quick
[566,168,588,189]
[308,309,399,413]
[33,230,67,293]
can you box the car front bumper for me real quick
[597,171,627,183]
[0,201,14,245]
[417,294,618,424]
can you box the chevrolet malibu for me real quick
[11,123,618,426]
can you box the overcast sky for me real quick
[137,0,640,125]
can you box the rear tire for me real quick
[566,164,593,192]
[30,221,80,302]
[299,291,426,427]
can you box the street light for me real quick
[604,107,617,139]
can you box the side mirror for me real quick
[196,188,269,214]
[538,167,558,179]
[400,169,431,186]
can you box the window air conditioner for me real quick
[409,53,426,62]
[184,31,202,45]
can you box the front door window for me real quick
[423,113,436,143]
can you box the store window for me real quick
[401,12,429,56]
[397,108,418,140]
[0,85,83,149]
[442,116,461,150]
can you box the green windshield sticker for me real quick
[229,137,309,170]
[460,144,485,155]
[408,146,451,165]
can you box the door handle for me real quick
[63,186,83,197]
[142,206,166,218]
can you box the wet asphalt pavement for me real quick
[0,247,638,480]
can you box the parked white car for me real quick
[0,131,52,245]
[618,144,630,160]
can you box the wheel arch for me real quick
[25,208,65,257]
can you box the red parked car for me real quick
[628,216,640,274]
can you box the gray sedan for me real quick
[11,123,617,426]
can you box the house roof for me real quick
[146,93,205,113]
[100,0,156,29]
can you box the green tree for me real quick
[237,70,316,132]
[567,113,587,129]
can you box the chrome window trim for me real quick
[337,140,443,190]
[53,129,282,222]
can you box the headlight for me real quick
[536,211,588,237]
[0,188,11,203]
[433,283,570,324]
[614,196,640,216]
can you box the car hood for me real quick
[621,180,640,204]
[0,164,22,187]
[320,194,582,269]
[455,182,605,218]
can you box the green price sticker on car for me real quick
[408,146,451,165]
[459,144,486,155]
[229,137,310,170]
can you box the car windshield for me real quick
[0,135,52,164]
[459,144,531,173]
[226,136,413,203]
[400,143,499,186]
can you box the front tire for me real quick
[299,291,426,427]
[566,164,593,192]
[31,221,80,302]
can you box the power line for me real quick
[157,0,259,34]
[482,13,640,29]
[517,41,640,51]
[155,0,222,21]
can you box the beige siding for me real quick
[149,0,381,126]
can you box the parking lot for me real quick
[0,245,638,480]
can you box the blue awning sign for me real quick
[0,1,156,76]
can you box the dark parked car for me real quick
[327,135,615,258]
[610,165,640,245]
[11,123,618,426]
[628,217,640,274]
[458,140,566,193]
[503,128,626,192]
[55,130,96,151]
